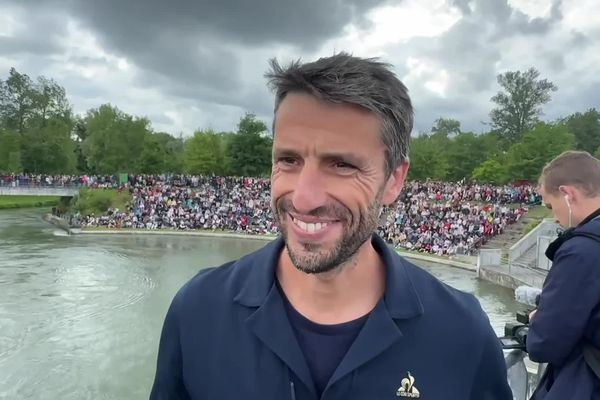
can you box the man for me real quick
[527,150,600,399]
[150,53,512,399]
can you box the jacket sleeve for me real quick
[469,317,513,400]
[526,238,600,365]
[149,290,191,400]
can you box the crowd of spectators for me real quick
[4,173,541,256]
[84,175,276,235]
[0,174,119,188]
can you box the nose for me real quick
[291,163,328,214]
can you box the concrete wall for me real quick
[0,187,77,196]
[478,267,526,290]
[478,249,502,267]
[509,219,559,264]
[477,248,502,278]
[536,236,555,271]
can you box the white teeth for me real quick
[292,217,328,233]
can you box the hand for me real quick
[529,309,537,321]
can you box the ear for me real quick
[382,161,410,205]
[558,185,576,201]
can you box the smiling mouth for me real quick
[291,215,336,233]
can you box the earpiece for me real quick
[563,194,571,208]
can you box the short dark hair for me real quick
[540,150,600,196]
[264,52,413,177]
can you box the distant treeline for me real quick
[1,67,598,183]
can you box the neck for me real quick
[276,240,385,325]
[575,199,600,226]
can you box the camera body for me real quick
[499,310,532,350]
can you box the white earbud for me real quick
[563,194,573,228]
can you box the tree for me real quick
[226,133,272,177]
[490,68,557,144]
[445,132,489,181]
[237,112,269,136]
[72,117,90,173]
[567,108,600,154]
[155,132,184,173]
[407,135,448,181]
[0,68,36,133]
[472,159,507,184]
[20,117,77,173]
[183,130,226,175]
[504,123,575,181]
[0,129,22,172]
[222,113,272,177]
[138,134,168,174]
[82,104,151,174]
[431,117,461,137]
[31,76,71,125]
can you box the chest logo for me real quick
[396,371,420,398]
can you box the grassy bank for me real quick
[0,195,60,209]
[522,205,553,235]
[73,188,131,216]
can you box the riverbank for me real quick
[0,195,59,209]
[72,226,477,271]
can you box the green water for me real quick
[0,208,519,399]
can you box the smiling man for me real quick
[150,53,512,400]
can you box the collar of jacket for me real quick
[232,233,425,320]
[545,207,600,261]
[231,233,425,397]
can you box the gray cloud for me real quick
[69,0,389,50]
[0,3,67,56]
[35,0,391,128]
[383,0,590,134]
[0,0,597,139]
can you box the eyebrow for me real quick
[273,148,367,165]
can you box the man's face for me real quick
[540,185,571,227]
[270,93,408,274]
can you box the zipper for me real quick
[290,381,297,400]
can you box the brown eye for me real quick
[334,161,356,170]
[277,157,297,166]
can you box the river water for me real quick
[0,208,520,399]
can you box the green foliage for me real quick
[409,126,507,182]
[0,68,36,133]
[183,130,227,175]
[0,195,60,209]
[567,108,600,154]
[82,104,151,174]
[20,117,77,173]
[431,117,461,137]
[408,134,448,180]
[445,132,491,181]
[504,123,575,180]
[137,132,183,174]
[0,66,592,184]
[472,159,508,184]
[225,131,272,177]
[0,129,22,172]
[238,112,268,136]
[490,68,557,144]
[157,132,184,173]
[73,188,131,216]
[221,113,272,177]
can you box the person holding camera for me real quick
[527,150,600,399]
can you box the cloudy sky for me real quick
[0,0,598,136]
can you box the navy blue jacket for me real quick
[150,234,512,399]
[527,218,600,400]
